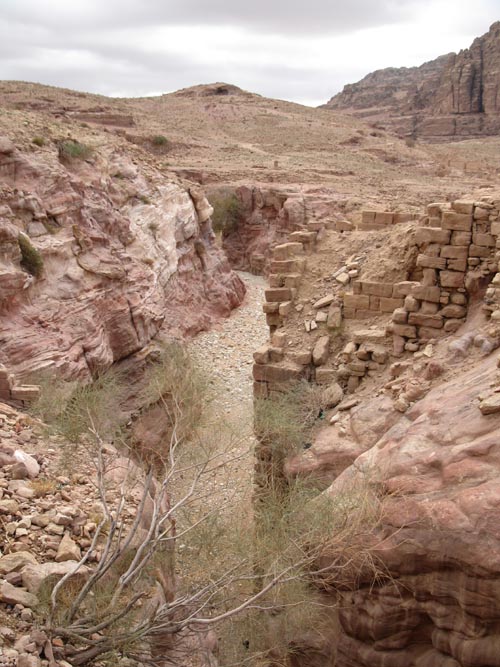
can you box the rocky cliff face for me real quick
[214,185,307,274]
[0,137,245,382]
[325,22,500,139]
[325,342,500,667]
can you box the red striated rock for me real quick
[325,22,500,140]
[312,350,500,667]
[214,184,306,274]
[0,141,245,381]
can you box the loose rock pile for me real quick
[0,402,134,667]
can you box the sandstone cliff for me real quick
[0,136,245,382]
[325,21,500,140]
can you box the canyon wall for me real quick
[212,184,346,275]
[325,21,500,140]
[0,137,245,383]
[253,191,500,666]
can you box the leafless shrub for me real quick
[30,349,386,667]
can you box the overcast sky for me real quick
[0,0,498,106]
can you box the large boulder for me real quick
[22,561,89,594]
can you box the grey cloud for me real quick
[1,1,499,106]
[2,0,429,35]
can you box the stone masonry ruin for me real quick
[253,194,500,407]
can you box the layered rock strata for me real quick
[325,22,500,139]
[327,350,500,667]
[0,137,245,382]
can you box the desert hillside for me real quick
[1,71,500,667]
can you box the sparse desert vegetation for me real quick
[1,18,500,667]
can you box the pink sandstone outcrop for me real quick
[325,21,500,139]
[212,184,344,274]
[306,337,500,666]
[212,185,307,274]
[0,137,245,381]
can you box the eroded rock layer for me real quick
[0,138,245,381]
[328,350,500,667]
[325,22,500,140]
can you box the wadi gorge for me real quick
[1,23,500,667]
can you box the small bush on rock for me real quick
[18,233,44,277]
[57,139,93,161]
[210,193,242,235]
[151,134,169,146]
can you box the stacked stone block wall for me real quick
[0,364,40,406]
[255,223,322,398]
[336,329,390,393]
[390,199,500,353]
[358,210,419,231]
[344,281,408,319]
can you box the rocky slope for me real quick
[335,351,500,667]
[325,21,500,140]
[251,187,500,665]
[0,134,244,383]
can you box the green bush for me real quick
[210,193,242,235]
[57,139,93,161]
[32,136,46,147]
[151,134,168,146]
[18,233,44,277]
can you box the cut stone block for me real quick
[392,323,417,338]
[279,301,292,317]
[468,244,491,258]
[408,313,444,328]
[379,297,404,312]
[352,329,387,345]
[374,211,394,225]
[442,212,472,231]
[313,294,335,309]
[473,232,495,247]
[263,302,280,314]
[412,285,441,303]
[253,345,271,364]
[451,200,474,215]
[392,308,408,323]
[265,288,293,302]
[451,231,472,246]
[393,281,420,298]
[447,259,467,272]
[327,306,342,329]
[440,271,464,288]
[361,210,376,224]
[253,363,303,383]
[440,245,468,259]
[415,228,451,245]
[336,219,355,232]
[272,242,304,260]
[417,254,447,270]
[312,336,330,366]
[440,304,467,318]
[360,282,393,297]
[344,294,370,309]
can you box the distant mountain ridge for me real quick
[324,21,500,140]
